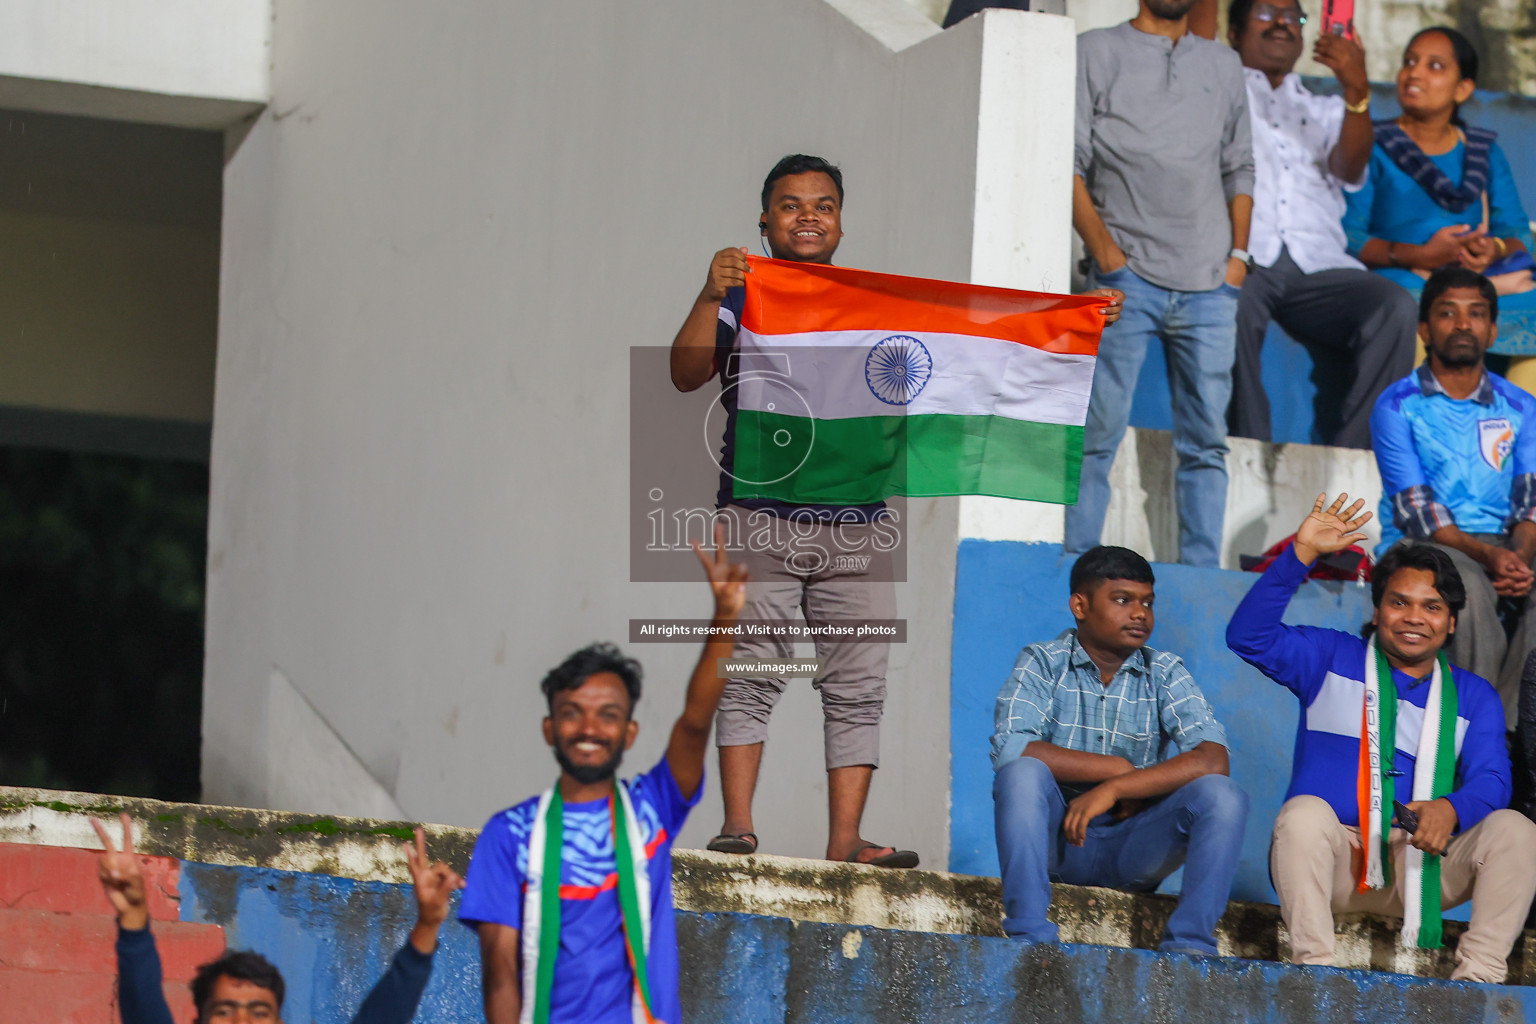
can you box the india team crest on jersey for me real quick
[1479,418,1514,471]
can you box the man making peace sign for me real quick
[461,528,747,1024]
[95,815,462,1023]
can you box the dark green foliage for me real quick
[0,446,206,800]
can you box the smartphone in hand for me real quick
[1322,0,1354,38]
[1393,799,1419,834]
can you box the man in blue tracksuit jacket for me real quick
[93,814,462,1023]
[1227,493,1536,982]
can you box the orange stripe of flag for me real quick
[742,255,1105,356]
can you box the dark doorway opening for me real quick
[0,446,207,800]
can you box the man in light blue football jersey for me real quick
[1372,267,1536,727]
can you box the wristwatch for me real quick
[1229,247,1255,271]
[1345,94,1371,115]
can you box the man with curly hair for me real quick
[461,532,747,1024]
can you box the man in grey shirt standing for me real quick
[1067,0,1254,568]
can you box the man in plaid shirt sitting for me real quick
[991,546,1248,956]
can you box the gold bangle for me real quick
[1345,95,1371,115]
[1494,237,1509,259]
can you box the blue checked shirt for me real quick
[991,629,1229,797]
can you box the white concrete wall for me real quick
[960,427,1384,567]
[0,0,269,129]
[207,1,1075,864]
[0,110,221,427]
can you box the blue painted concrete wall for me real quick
[948,539,1375,905]
[684,912,1536,1023]
[1130,85,1536,446]
[163,860,1536,1022]
[178,862,484,1023]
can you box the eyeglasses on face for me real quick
[1252,4,1307,25]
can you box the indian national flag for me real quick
[730,256,1106,505]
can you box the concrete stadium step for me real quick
[1101,427,1382,570]
[0,968,119,1024]
[0,908,224,979]
[0,969,198,1024]
[673,850,1535,985]
[3,786,1528,987]
[0,841,183,921]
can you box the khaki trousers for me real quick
[715,507,896,771]
[1270,795,1536,982]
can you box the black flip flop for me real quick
[706,832,758,855]
[845,842,919,869]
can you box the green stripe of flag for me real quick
[731,410,1082,505]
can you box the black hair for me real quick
[761,154,845,212]
[1363,544,1466,636]
[1405,26,1479,126]
[540,642,643,714]
[1419,266,1498,323]
[1069,545,1155,596]
[1226,0,1259,36]
[191,951,285,1020]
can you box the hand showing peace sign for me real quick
[404,826,465,954]
[92,813,149,931]
[692,521,749,621]
[1293,492,1373,566]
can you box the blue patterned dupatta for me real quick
[1373,120,1497,214]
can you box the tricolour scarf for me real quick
[1357,637,1458,948]
[521,782,657,1024]
[1373,120,1497,215]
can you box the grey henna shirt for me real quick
[1075,21,1254,292]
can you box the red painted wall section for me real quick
[0,843,225,1024]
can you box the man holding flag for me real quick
[1227,493,1536,982]
[669,153,915,867]
[461,530,747,1023]
[670,153,1119,867]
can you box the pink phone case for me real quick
[1322,0,1355,37]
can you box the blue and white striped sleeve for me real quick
[1156,656,1228,755]
[714,286,744,378]
[991,645,1055,771]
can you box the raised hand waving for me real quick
[1294,492,1373,566]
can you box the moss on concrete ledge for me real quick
[3,785,1529,984]
[0,785,477,884]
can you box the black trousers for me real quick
[1228,247,1418,450]
[943,0,1030,27]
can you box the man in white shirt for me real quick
[1227,0,1417,449]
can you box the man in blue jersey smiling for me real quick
[1228,493,1536,982]
[461,530,746,1024]
[1371,267,1536,727]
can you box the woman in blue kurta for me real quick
[1344,27,1536,383]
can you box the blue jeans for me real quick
[1064,265,1238,567]
[992,756,1249,955]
